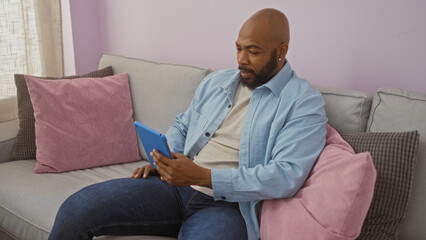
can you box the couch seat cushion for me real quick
[0,160,175,240]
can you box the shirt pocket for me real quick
[252,123,272,166]
[252,121,283,165]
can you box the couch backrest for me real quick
[366,87,426,239]
[314,85,372,132]
[98,53,375,157]
[98,53,207,160]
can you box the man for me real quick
[49,8,327,240]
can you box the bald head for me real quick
[240,8,290,45]
[236,9,290,89]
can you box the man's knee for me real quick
[49,188,97,240]
[58,187,96,220]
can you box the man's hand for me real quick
[131,164,157,179]
[151,149,212,187]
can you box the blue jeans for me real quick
[49,176,247,240]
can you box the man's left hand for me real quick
[151,149,212,187]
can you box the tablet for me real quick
[134,121,171,169]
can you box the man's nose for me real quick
[237,51,249,65]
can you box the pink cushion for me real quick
[260,124,376,240]
[25,74,141,173]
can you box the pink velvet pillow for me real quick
[260,124,376,240]
[25,73,141,173]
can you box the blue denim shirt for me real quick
[166,62,327,240]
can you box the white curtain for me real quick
[0,0,63,122]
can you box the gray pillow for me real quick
[11,66,114,161]
[314,85,372,132]
[337,130,420,240]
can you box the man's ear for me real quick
[279,43,289,59]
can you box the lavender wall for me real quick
[70,0,426,95]
[69,0,102,75]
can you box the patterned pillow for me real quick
[337,130,420,240]
[11,66,113,161]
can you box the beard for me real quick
[239,50,279,90]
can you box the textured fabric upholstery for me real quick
[11,66,114,161]
[338,130,420,240]
[366,87,426,239]
[25,73,140,173]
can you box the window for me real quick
[0,0,63,98]
[0,0,63,123]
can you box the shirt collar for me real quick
[220,71,241,95]
[260,60,293,96]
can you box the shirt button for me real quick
[221,196,226,200]
[228,104,232,108]
[205,132,210,137]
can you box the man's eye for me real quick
[250,51,260,55]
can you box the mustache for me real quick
[238,66,255,74]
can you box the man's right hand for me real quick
[131,165,157,179]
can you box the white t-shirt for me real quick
[192,81,253,196]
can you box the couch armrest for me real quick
[0,119,19,163]
[0,96,19,163]
[0,95,18,123]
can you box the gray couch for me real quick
[1,53,425,240]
